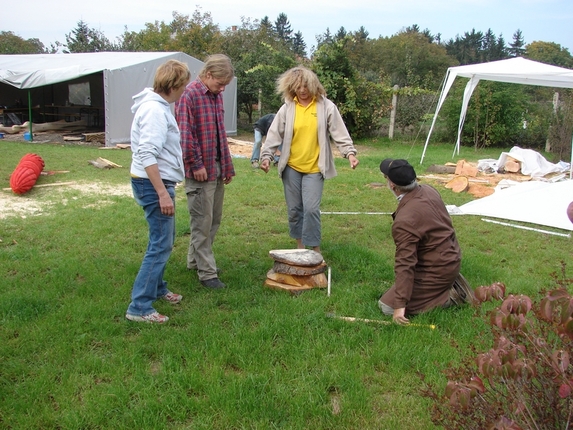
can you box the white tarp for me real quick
[477,146,571,177]
[458,179,573,232]
[421,57,573,169]
[0,52,238,146]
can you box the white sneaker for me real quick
[126,311,169,324]
[160,291,182,304]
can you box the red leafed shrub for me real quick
[9,153,45,194]
[424,267,573,429]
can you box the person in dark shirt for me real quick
[251,113,279,168]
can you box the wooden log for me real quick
[504,157,521,173]
[273,261,327,276]
[454,160,478,177]
[264,278,314,295]
[426,164,456,174]
[266,269,327,288]
[83,132,105,142]
[445,176,469,193]
[269,249,324,266]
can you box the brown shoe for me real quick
[450,273,476,305]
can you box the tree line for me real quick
[2,9,572,157]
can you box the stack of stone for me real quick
[264,249,327,294]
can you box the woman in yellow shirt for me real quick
[260,66,359,254]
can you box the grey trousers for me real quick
[282,165,324,247]
[184,175,225,281]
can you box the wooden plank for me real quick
[264,278,315,295]
[266,269,327,288]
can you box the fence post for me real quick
[389,85,399,139]
[545,91,559,152]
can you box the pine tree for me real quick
[274,13,292,44]
[292,31,307,58]
[509,29,525,57]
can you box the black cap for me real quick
[380,158,417,186]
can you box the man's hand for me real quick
[193,167,208,182]
[260,159,270,173]
[393,307,410,325]
[223,176,233,185]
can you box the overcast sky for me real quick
[4,0,573,54]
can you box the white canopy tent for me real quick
[0,52,237,146]
[420,57,573,176]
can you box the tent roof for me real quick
[421,57,573,164]
[447,57,573,88]
[0,52,186,89]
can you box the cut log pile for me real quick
[264,249,328,295]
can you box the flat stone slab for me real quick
[269,249,324,267]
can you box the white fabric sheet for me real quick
[458,179,573,231]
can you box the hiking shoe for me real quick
[251,160,260,169]
[160,291,182,304]
[126,311,169,324]
[450,273,476,305]
[200,278,227,289]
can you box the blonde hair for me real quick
[276,66,326,102]
[199,54,234,83]
[153,60,191,95]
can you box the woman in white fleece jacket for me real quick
[260,66,359,254]
[125,60,190,324]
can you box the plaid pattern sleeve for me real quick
[175,79,235,181]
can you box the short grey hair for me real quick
[393,180,418,193]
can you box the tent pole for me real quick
[27,90,33,142]
[570,134,572,180]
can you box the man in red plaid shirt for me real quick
[175,54,235,289]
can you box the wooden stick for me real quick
[326,313,436,329]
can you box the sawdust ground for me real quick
[1,132,258,220]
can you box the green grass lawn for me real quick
[0,138,570,429]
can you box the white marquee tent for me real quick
[420,57,573,172]
[0,52,237,147]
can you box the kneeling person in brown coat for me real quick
[378,158,473,325]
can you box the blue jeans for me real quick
[251,128,263,162]
[127,178,176,316]
[251,128,281,163]
[282,165,324,247]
